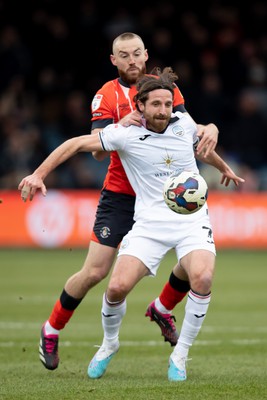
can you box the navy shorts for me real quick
[92,189,135,248]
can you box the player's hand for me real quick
[196,123,219,158]
[18,175,47,202]
[220,169,245,187]
[119,110,142,127]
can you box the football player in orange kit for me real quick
[38,32,219,371]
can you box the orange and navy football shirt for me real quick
[91,77,186,196]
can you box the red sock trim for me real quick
[48,299,74,330]
[159,282,188,310]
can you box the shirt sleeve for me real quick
[91,82,116,129]
[173,84,187,113]
[99,124,127,152]
[173,84,184,106]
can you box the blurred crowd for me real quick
[0,0,267,191]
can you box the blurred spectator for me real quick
[0,25,32,92]
[199,147,260,192]
[103,6,137,39]
[0,0,267,191]
[223,89,267,171]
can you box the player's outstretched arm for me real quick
[18,134,102,202]
[18,175,47,202]
[184,111,219,158]
[219,166,245,187]
[196,150,245,187]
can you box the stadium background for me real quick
[1,5,266,398]
[0,0,267,248]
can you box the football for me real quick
[163,170,208,214]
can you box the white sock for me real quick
[101,293,126,346]
[44,320,59,335]
[155,297,172,314]
[172,290,211,358]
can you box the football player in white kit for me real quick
[19,67,244,381]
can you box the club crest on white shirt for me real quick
[172,125,185,136]
[120,237,129,249]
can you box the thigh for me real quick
[118,222,171,276]
[180,249,216,274]
[83,241,118,273]
[180,249,216,294]
[108,254,149,298]
[92,190,135,247]
[175,210,216,261]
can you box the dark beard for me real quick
[118,65,146,85]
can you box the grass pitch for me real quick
[1,248,267,400]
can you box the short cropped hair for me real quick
[112,32,145,53]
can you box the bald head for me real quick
[112,32,145,55]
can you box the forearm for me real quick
[19,134,102,201]
[34,137,82,179]
[197,150,230,173]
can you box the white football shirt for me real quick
[99,111,206,223]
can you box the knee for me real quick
[89,269,109,286]
[190,269,213,294]
[79,266,109,289]
[107,280,129,302]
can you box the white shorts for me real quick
[118,207,216,276]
